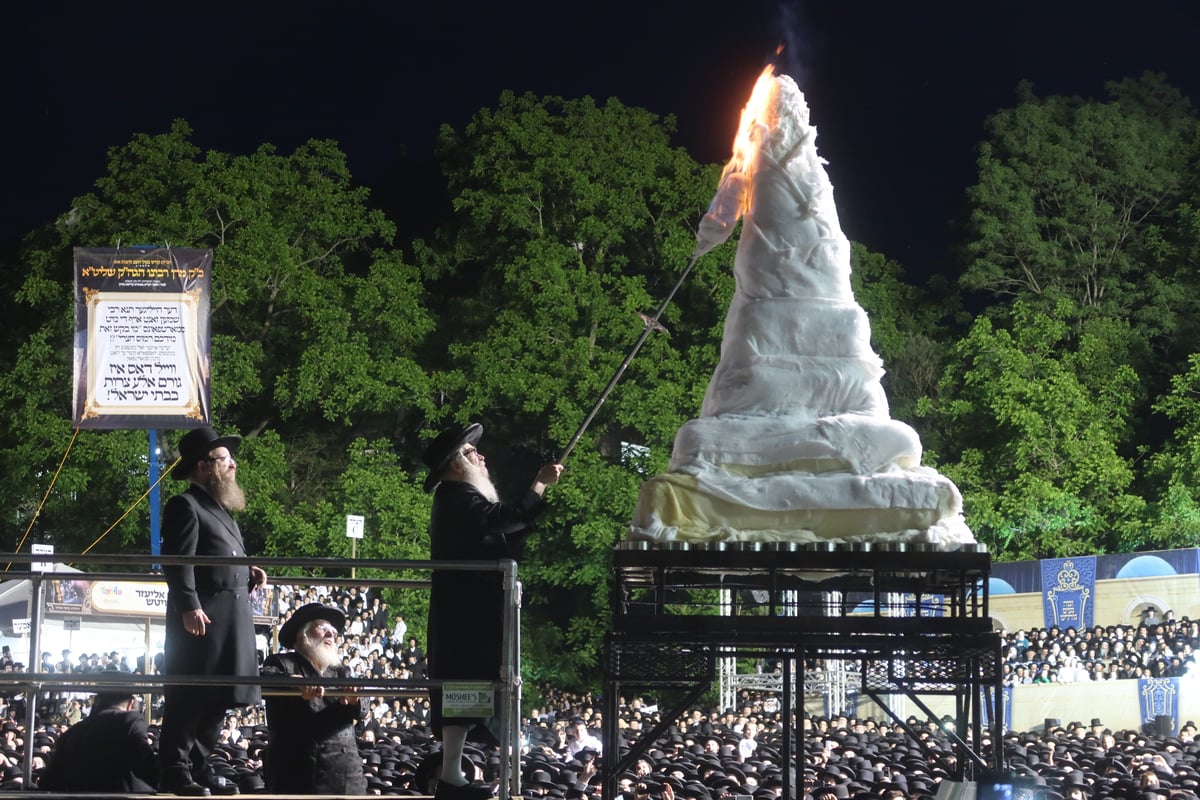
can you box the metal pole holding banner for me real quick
[150,429,162,557]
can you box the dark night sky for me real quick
[5,1,1199,280]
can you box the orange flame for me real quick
[693,64,780,257]
[723,65,778,211]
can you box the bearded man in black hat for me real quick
[158,426,267,797]
[422,422,563,800]
[261,603,367,795]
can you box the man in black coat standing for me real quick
[159,426,266,797]
[421,422,563,800]
[261,603,367,795]
[39,676,158,792]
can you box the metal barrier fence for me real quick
[0,551,522,795]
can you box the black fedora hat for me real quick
[421,422,482,492]
[171,426,242,480]
[279,603,345,649]
[90,667,141,707]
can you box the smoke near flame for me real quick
[693,65,779,258]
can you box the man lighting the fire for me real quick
[421,422,563,800]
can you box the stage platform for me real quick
[611,540,993,634]
[600,542,1003,800]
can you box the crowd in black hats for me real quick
[0,681,1197,799]
[1001,609,1199,685]
[6,601,1200,795]
[6,679,1200,799]
[518,699,1200,800]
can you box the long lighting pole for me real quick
[557,253,702,463]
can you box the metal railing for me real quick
[0,551,523,795]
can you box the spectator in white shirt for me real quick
[565,717,602,758]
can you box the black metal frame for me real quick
[0,552,524,797]
[601,543,1003,800]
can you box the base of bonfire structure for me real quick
[598,542,1002,800]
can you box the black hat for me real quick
[171,426,242,480]
[421,422,482,492]
[91,668,140,708]
[279,603,345,649]
[238,773,266,793]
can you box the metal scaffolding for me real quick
[601,542,1003,800]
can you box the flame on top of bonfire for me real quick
[693,65,779,257]
[726,65,778,198]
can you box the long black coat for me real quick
[427,480,545,737]
[261,651,367,795]
[162,484,260,707]
[39,706,159,792]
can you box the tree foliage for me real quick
[921,301,1142,559]
[421,92,732,682]
[1144,354,1200,548]
[1,121,436,578]
[0,98,730,685]
[930,72,1200,560]
[962,74,1197,342]
[6,72,1200,685]
[849,242,950,426]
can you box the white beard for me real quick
[297,632,341,673]
[461,459,500,503]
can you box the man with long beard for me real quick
[159,426,266,797]
[260,603,367,794]
[421,422,563,800]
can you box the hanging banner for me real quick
[990,547,1200,632]
[1041,556,1096,630]
[72,246,212,429]
[1138,677,1180,735]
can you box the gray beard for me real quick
[461,460,500,503]
[207,471,246,512]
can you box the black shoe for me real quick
[202,776,240,796]
[159,775,211,797]
[435,781,494,800]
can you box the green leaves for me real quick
[8,71,1200,682]
[929,72,1200,559]
[0,91,730,684]
[425,92,730,676]
[963,75,1197,342]
[926,301,1143,558]
[2,121,435,566]
[428,92,728,461]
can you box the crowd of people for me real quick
[9,425,1200,798]
[1001,610,1200,685]
[3,663,1200,800]
[2,421,570,798]
[3,605,1200,799]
